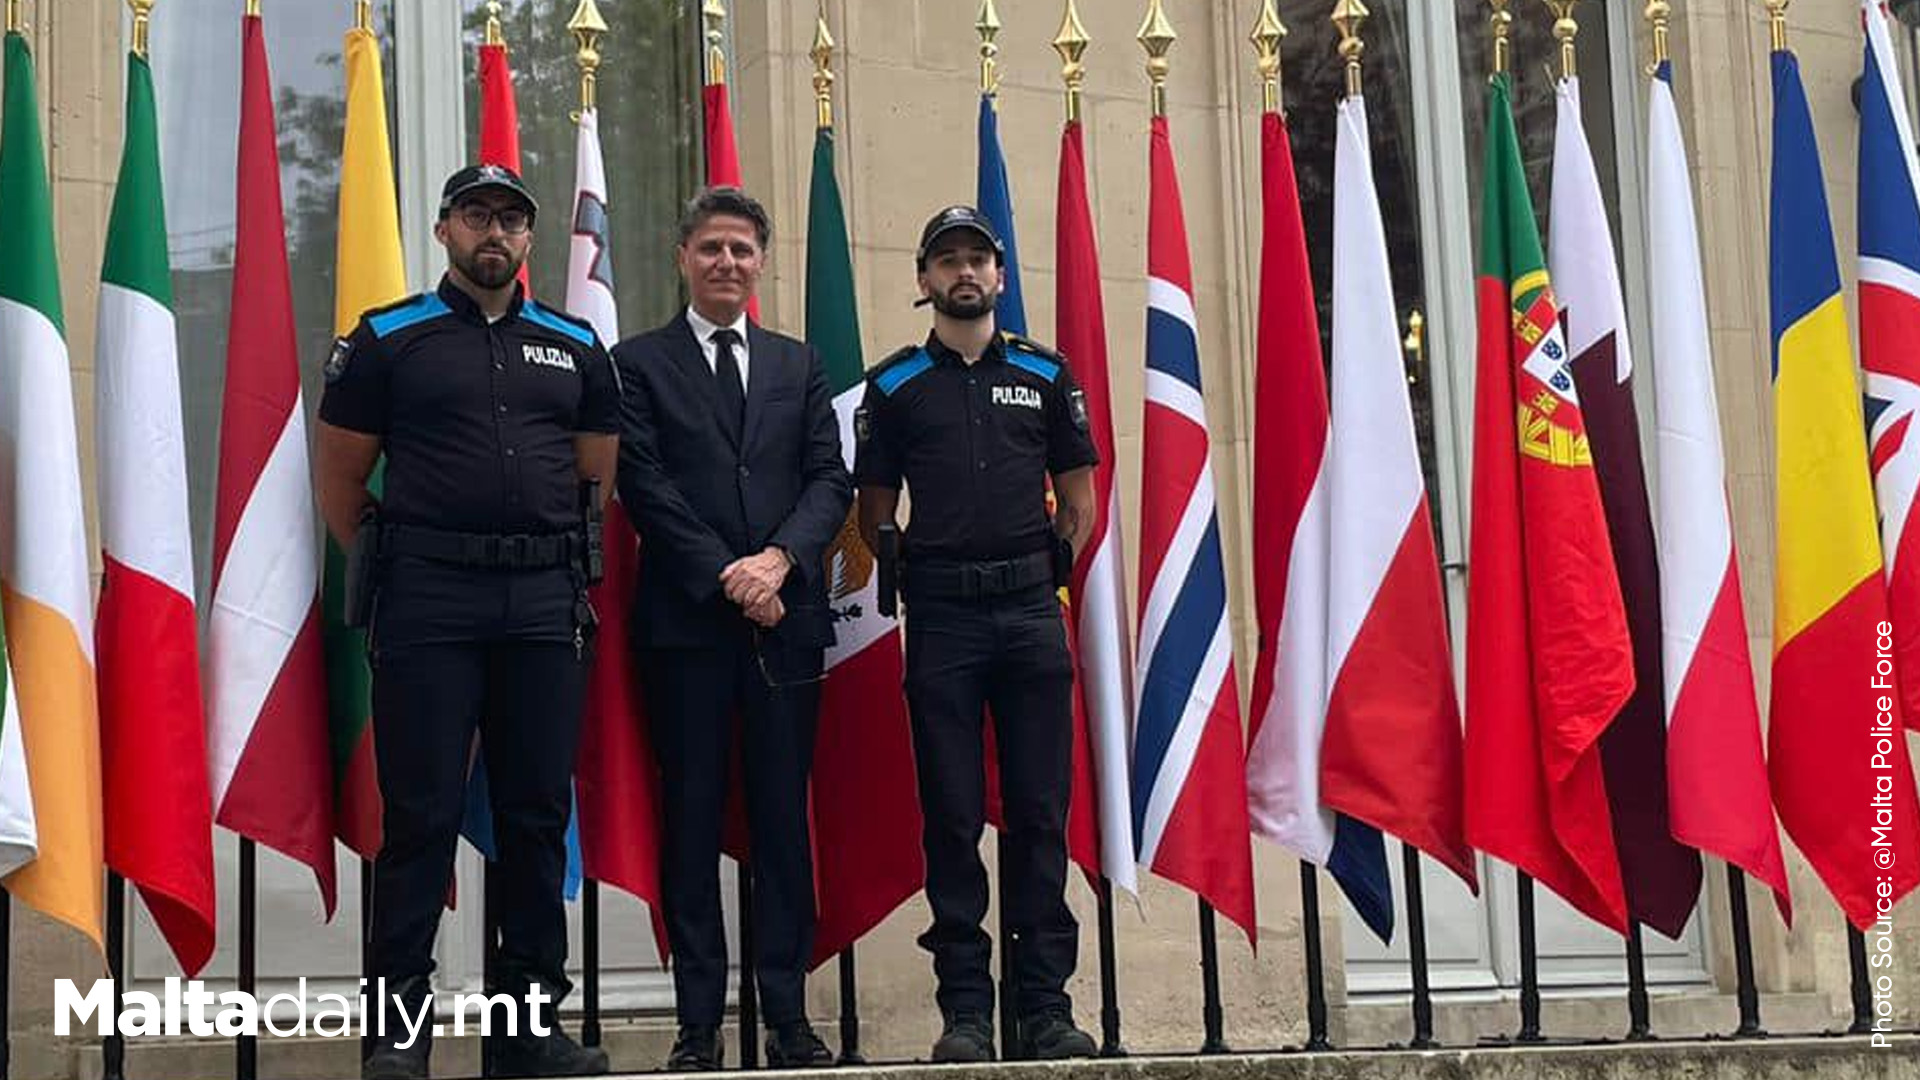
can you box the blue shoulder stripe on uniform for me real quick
[521,302,597,347]
[368,293,453,338]
[1005,348,1061,383]
[875,350,934,396]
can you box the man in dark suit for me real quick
[612,187,851,1071]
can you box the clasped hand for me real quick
[720,547,790,628]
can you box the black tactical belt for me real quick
[905,550,1055,601]
[380,524,581,571]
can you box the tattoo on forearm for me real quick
[1056,504,1087,548]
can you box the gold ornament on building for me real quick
[568,0,607,117]
[704,0,728,86]
[485,0,504,47]
[1138,0,1176,119]
[812,3,837,130]
[977,0,1002,96]
[1248,0,1285,114]
[1645,0,1670,67]
[1332,0,1368,98]
[1764,0,1789,51]
[131,0,154,58]
[1054,0,1090,123]
[1488,0,1513,76]
[1542,0,1579,80]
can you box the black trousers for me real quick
[368,638,587,990]
[904,582,1077,1021]
[645,632,822,1027]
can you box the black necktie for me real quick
[711,327,745,441]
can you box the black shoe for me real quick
[363,976,433,1080]
[765,1019,833,1068]
[666,1024,723,1071]
[492,1024,609,1078]
[931,1012,996,1063]
[1022,1012,1096,1060]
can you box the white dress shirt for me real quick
[686,305,752,393]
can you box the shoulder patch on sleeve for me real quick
[324,336,355,384]
[1068,387,1090,432]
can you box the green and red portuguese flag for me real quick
[1464,70,1631,936]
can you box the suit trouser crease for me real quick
[647,636,821,1027]
[905,586,1077,1020]
[369,640,587,990]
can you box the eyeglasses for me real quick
[452,204,533,235]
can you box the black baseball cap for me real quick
[916,205,1005,269]
[439,163,538,218]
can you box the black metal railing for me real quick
[30,846,1912,1080]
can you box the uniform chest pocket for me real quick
[987,384,1050,447]
[511,345,586,424]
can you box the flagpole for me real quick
[977,0,1000,97]
[807,9,872,1063]
[4,0,18,33]
[562,5,610,1054]
[703,0,727,86]
[1254,1,1334,1053]
[1140,3,1228,1053]
[978,1,1027,1054]
[1543,0,1578,80]
[1057,0,1088,125]
[1484,0,1545,1045]
[1054,1,1127,1058]
[1657,11,1767,1033]
[1765,0,1787,51]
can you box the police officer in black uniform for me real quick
[316,164,615,1080]
[854,207,1101,1063]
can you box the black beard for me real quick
[930,287,997,321]
[456,246,522,289]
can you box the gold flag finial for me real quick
[1489,0,1513,75]
[1404,309,1425,387]
[4,0,18,34]
[1764,0,1788,51]
[703,0,728,85]
[1055,0,1091,123]
[131,0,155,57]
[977,0,1002,96]
[1542,0,1578,79]
[1332,0,1368,97]
[1249,0,1286,114]
[483,0,506,45]
[569,0,607,116]
[812,3,837,129]
[1645,0,1669,67]
[245,0,260,17]
[1138,0,1176,119]
[354,0,370,31]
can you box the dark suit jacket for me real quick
[612,312,852,650]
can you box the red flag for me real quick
[702,81,758,323]
[1054,120,1137,890]
[478,41,529,292]
[206,10,336,915]
[1464,73,1630,935]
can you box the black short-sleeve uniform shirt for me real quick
[854,330,1098,562]
[319,276,621,535]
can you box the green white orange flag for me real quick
[323,15,405,860]
[97,40,217,975]
[0,28,105,948]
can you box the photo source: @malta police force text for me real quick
[1871,620,1900,1047]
